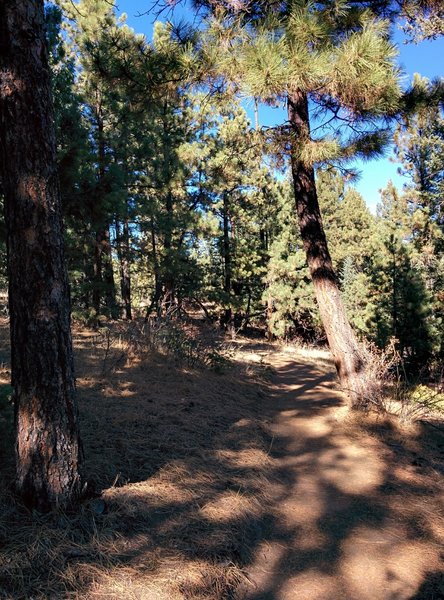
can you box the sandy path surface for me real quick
[240,351,444,600]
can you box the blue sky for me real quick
[118,1,443,211]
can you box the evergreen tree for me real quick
[201,1,401,405]
[317,168,376,336]
[317,168,375,270]
[61,0,142,319]
[394,75,444,253]
[391,75,444,359]
[401,0,444,41]
[0,0,82,510]
[46,4,97,316]
[372,182,433,369]
[198,101,276,328]
[265,182,319,340]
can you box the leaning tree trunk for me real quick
[288,90,369,407]
[0,0,82,510]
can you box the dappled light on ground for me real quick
[0,321,443,599]
[242,355,444,600]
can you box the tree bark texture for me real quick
[0,0,82,509]
[146,218,162,319]
[92,103,117,319]
[116,216,132,320]
[288,91,369,407]
[221,192,233,329]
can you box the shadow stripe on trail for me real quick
[239,352,444,600]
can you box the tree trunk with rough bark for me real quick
[101,226,118,318]
[221,192,233,330]
[288,90,369,407]
[93,225,117,318]
[92,104,117,319]
[0,0,83,510]
[116,216,132,320]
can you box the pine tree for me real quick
[46,4,97,316]
[0,0,82,510]
[372,182,433,369]
[317,168,376,336]
[392,75,444,359]
[401,0,444,41]
[201,1,401,405]
[198,101,275,328]
[61,0,134,319]
[265,182,319,340]
[394,75,444,253]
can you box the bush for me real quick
[94,318,233,374]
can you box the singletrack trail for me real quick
[240,349,444,600]
[1,320,442,600]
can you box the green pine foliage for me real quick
[265,183,320,340]
[204,0,402,167]
[0,0,439,380]
[390,78,444,364]
[371,182,435,370]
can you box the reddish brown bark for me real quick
[288,90,369,407]
[0,0,82,509]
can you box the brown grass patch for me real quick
[0,319,274,599]
[2,319,443,600]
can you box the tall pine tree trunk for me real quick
[116,216,132,320]
[93,226,117,318]
[161,106,175,313]
[221,192,233,329]
[102,226,118,318]
[93,105,117,319]
[288,91,368,407]
[163,189,175,312]
[93,230,102,317]
[145,218,162,320]
[0,0,82,509]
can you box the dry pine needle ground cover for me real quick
[0,318,443,600]
[0,318,276,599]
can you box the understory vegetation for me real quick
[0,317,273,598]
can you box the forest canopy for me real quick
[12,0,439,370]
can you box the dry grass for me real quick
[1,320,443,599]
[0,318,275,600]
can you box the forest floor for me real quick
[0,317,443,599]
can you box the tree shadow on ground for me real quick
[235,354,444,600]
[0,327,443,599]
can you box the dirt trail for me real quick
[240,350,444,600]
[1,321,443,600]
